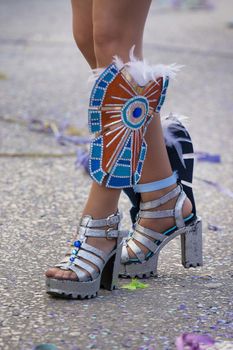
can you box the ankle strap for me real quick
[133,172,177,193]
[138,185,186,228]
[79,227,126,239]
[140,185,181,210]
[79,211,122,228]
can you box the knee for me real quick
[73,28,93,53]
[93,23,122,55]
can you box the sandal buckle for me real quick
[79,215,92,227]
[106,213,118,227]
[106,227,117,240]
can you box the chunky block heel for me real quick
[120,184,203,278]
[101,243,122,290]
[181,216,203,268]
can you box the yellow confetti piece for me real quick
[64,125,83,136]
[0,72,8,80]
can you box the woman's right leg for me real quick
[46,0,152,284]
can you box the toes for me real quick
[45,267,79,281]
[45,267,58,278]
[64,271,78,281]
[54,269,66,280]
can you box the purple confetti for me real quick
[28,119,53,134]
[75,149,90,174]
[176,333,215,350]
[179,304,187,310]
[56,134,91,146]
[28,118,91,146]
[208,223,223,232]
[195,177,233,199]
[195,152,221,164]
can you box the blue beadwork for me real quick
[107,176,131,188]
[133,107,142,118]
[106,135,132,187]
[88,63,169,189]
[89,136,107,184]
[134,141,147,183]
[121,96,149,130]
[93,169,106,183]
[69,256,75,263]
[74,240,81,248]
[91,159,101,172]
[88,110,102,133]
[72,249,78,255]
[89,63,119,108]
[113,165,131,177]
[156,77,169,113]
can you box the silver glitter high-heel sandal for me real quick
[46,211,126,299]
[120,173,203,278]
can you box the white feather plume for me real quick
[113,46,182,86]
[87,49,190,168]
[88,45,182,85]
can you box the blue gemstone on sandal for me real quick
[133,107,142,118]
[70,256,75,263]
[72,249,78,255]
[74,240,81,248]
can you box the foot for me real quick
[45,225,117,281]
[125,184,193,260]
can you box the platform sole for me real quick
[46,238,123,299]
[119,217,203,279]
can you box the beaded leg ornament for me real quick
[88,53,179,188]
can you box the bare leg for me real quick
[71,0,96,68]
[126,116,193,259]
[46,0,152,281]
[93,0,152,65]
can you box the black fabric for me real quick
[123,120,196,224]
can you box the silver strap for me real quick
[79,226,120,238]
[135,223,166,241]
[140,185,181,210]
[73,258,98,280]
[80,212,121,228]
[55,256,70,266]
[77,250,104,271]
[121,244,130,263]
[68,264,88,282]
[55,262,69,269]
[139,209,174,219]
[127,239,145,262]
[81,242,107,262]
[174,190,186,228]
[132,232,158,253]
